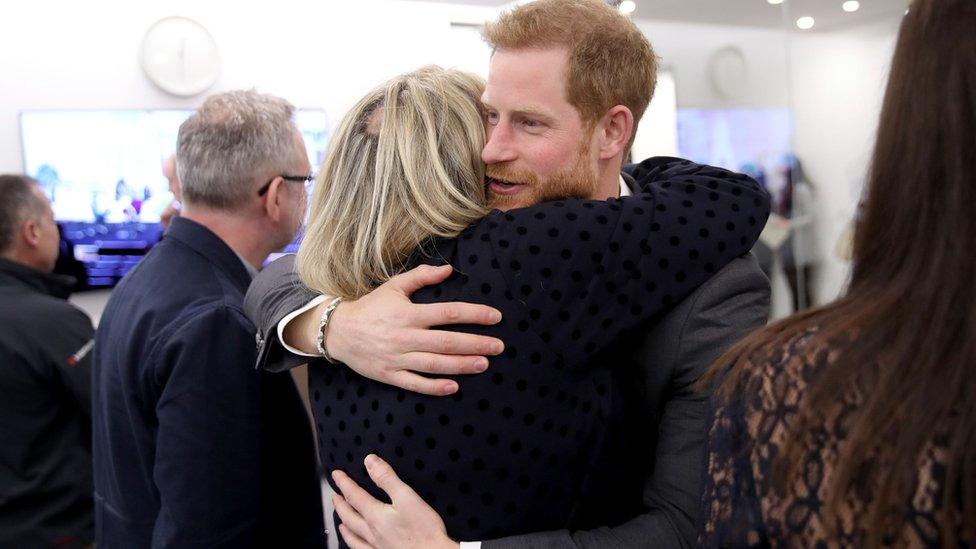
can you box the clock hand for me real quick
[178,38,187,83]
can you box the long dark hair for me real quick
[707,0,975,545]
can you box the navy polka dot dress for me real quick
[310,157,770,542]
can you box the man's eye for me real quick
[485,111,499,124]
[520,118,542,129]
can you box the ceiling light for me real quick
[796,16,815,29]
[767,0,784,4]
[619,0,636,14]
[842,0,860,12]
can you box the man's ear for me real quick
[20,218,41,248]
[596,105,634,161]
[263,177,285,223]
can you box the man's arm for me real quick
[244,256,505,396]
[48,305,96,417]
[150,307,264,546]
[244,254,321,373]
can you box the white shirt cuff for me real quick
[459,542,482,549]
[277,295,328,357]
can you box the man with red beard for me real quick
[245,1,769,547]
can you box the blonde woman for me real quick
[277,66,768,545]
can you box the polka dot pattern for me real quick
[312,157,769,541]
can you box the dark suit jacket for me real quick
[246,157,770,546]
[91,217,324,548]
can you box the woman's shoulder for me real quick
[734,325,835,409]
[745,324,822,370]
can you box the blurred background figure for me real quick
[701,0,976,545]
[159,153,182,228]
[776,156,819,311]
[0,174,95,548]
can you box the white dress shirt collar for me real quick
[619,174,632,197]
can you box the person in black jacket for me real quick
[0,174,95,548]
[91,90,325,548]
[248,65,768,547]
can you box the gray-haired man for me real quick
[92,90,325,547]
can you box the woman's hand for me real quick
[332,454,458,549]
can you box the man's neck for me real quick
[0,249,47,273]
[592,158,624,200]
[181,206,273,271]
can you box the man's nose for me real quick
[482,124,517,165]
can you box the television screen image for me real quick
[20,109,330,288]
[676,107,792,194]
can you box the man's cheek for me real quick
[523,151,563,181]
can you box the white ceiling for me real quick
[630,0,908,30]
[398,0,909,31]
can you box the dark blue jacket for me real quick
[92,217,324,548]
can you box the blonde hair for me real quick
[297,66,489,299]
[483,0,657,149]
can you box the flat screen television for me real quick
[19,109,329,288]
[676,107,792,193]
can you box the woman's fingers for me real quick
[338,523,373,549]
[332,469,383,522]
[333,494,372,546]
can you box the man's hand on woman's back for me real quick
[286,264,504,396]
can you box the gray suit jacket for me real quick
[483,254,769,548]
[244,254,769,548]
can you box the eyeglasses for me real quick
[257,174,315,196]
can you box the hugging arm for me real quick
[478,156,769,364]
[245,254,321,374]
[244,257,505,395]
[245,157,768,392]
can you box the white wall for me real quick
[788,19,899,302]
[0,0,499,173]
[636,19,791,109]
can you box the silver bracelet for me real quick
[316,296,343,363]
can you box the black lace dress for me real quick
[701,327,972,547]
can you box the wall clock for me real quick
[140,16,220,97]
[708,45,748,101]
